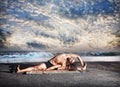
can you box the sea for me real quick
[0,51,120,63]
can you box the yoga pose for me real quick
[17,53,87,73]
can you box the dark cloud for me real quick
[27,42,47,49]
[0,28,11,47]
[58,0,120,18]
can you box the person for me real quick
[17,53,87,73]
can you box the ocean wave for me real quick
[0,52,54,59]
[0,51,120,63]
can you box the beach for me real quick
[0,62,120,87]
[0,0,120,87]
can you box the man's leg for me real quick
[17,65,37,73]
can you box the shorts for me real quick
[45,61,54,68]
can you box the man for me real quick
[48,53,85,70]
[17,53,87,73]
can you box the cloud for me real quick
[0,0,119,52]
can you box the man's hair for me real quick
[66,62,86,71]
[66,58,77,71]
[66,62,77,71]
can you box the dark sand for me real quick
[0,62,120,87]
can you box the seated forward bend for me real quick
[17,53,87,73]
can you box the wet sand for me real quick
[0,62,120,87]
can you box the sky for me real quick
[0,0,120,52]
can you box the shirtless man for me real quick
[48,53,86,70]
[17,53,87,73]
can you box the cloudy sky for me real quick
[0,0,120,52]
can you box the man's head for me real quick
[66,61,87,71]
[67,57,75,64]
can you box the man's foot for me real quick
[17,65,21,73]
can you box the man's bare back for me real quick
[49,53,84,70]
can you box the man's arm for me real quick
[57,61,67,70]
[68,53,84,66]
[77,56,84,66]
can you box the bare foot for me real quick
[17,65,21,73]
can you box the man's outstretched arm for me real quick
[68,53,84,66]
[77,56,84,66]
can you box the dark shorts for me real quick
[45,61,53,68]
